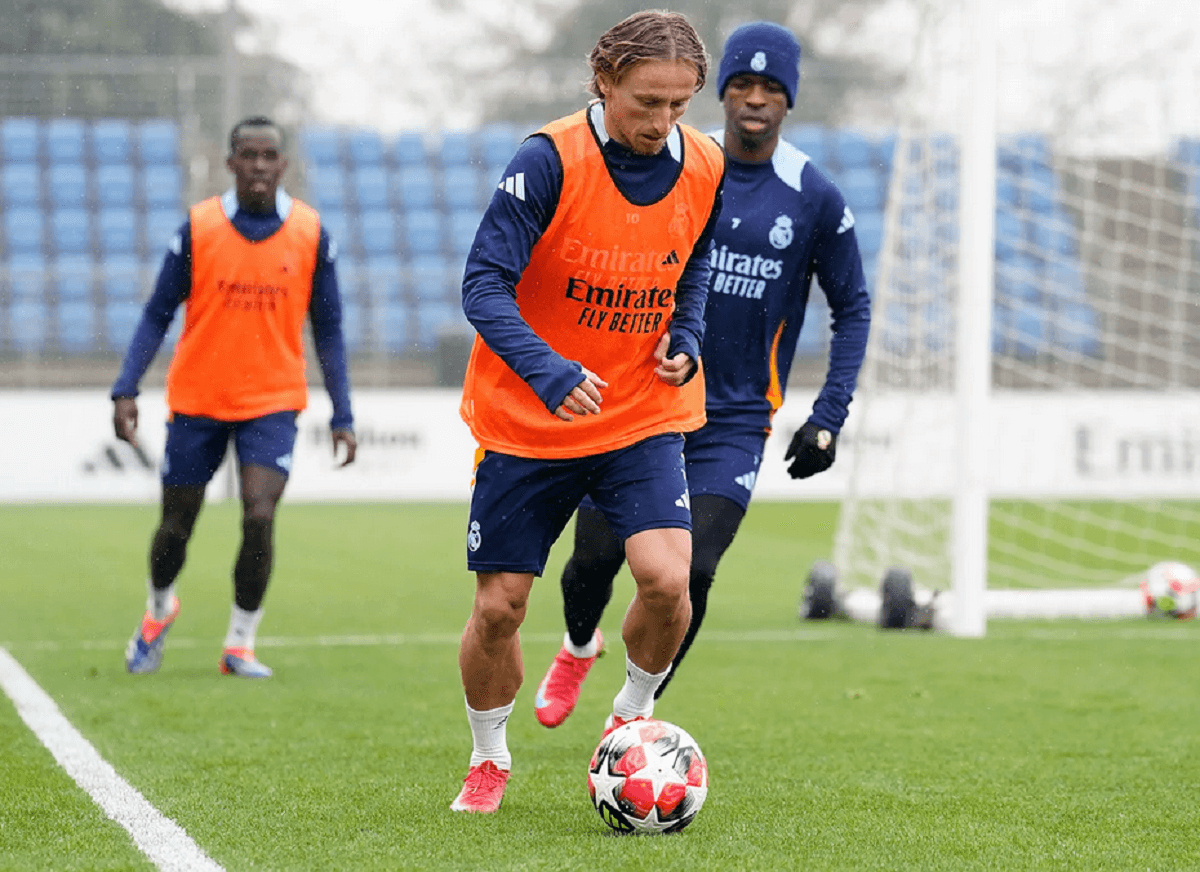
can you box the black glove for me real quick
[784,421,837,480]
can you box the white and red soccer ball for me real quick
[587,718,708,834]
[1139,561,1199,619]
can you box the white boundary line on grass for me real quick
[0,647,224,872]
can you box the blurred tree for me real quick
[0,0,219,55]
[471,0,898,131]
[0,0,305,132]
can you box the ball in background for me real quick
[1139,561,1200,619]
[587,718,709,834]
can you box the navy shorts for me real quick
[162,411,299,487]
[580,422,767,515]
[682,422,768,512]
[466,433,690,575]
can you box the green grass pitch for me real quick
[1,501,1198,870]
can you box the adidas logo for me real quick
[660,250,680,265]
[675,491,690,510]
[735,471,757,491]
[837,205,856,235]
[498,172,526,201]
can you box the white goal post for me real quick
[830,0,1200,633]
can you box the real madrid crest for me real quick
[751,51,767,72]
[769,214,794,250]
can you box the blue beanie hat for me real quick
[717,22,802,108]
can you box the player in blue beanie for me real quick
[717,21,801,108]
[534,21,872,726]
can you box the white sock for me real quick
[147,581,176,621]
[563,630,599,659]
[466,699,513,770]
[223,605,264,651]
[611,654,670,721]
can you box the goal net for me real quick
[830,0,1200,629]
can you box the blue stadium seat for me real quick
[95,164,136,207]
[54,253,94,301]
[409,253,452,302]
[1014,133,1051,173]
[56,299,95,353]
[1009,307,1047,358]
[415,300,464,351]
[103,299,142,351]
[346,129,384,167]
[1032,219,1077,258]
[1022,183,1054,216]
[786,124,826,166]
[1053,300,1101,356]
[402,209,443,256]
[1,118,39,163]
[375,300,410,353]
[852,210,884,258]
[996,174,1020,207]
[359,209,398,256]
[4,207,45,254]
[7,252,46,301]
[46,119,86,164]
[832,129,876,171]
[320,209,353,254]
[339,298,366,353]
[393,166,436,210]
[392,132,429,167]
[8,300,48,353]
[144,208,183,255]
[839,167,884,212]
[138,120,179,165]
[440,132,475,167]
[307,166,347,210]
[142,165,183,210]
[91,119,133,165]
[2,163,40,206]
[994,211,1024,262]
[363,254,403,303]
[301,128,342,167]
[352,165,390,209]
[50,208,91,254]
[443,164,484,210]
[335,255,362,300]
[101,253,144,302]
[447,208,482,259]
[97,208,138,255]
[47,164,88,208]
[479,124,518,171]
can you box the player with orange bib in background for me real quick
[111,116,357,680]
[450,10,725,813]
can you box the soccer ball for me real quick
[1139,561,1200,619]
[587,718,708,834]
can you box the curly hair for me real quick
[587,10,709,98]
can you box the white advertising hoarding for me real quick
[0,389,1196,503]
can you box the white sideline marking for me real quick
[0,647,224,872]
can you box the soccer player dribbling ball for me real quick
[533,22,872,727]
[450,10,725,813]
[112,116,357,680]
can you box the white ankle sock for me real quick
[147,581,175,622]
[611,654,669,721]
[223,605,264,651]
[563,630,599,659]
[466,700,513,770]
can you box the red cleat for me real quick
[450,760,510,813]
[534,629,604,728]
